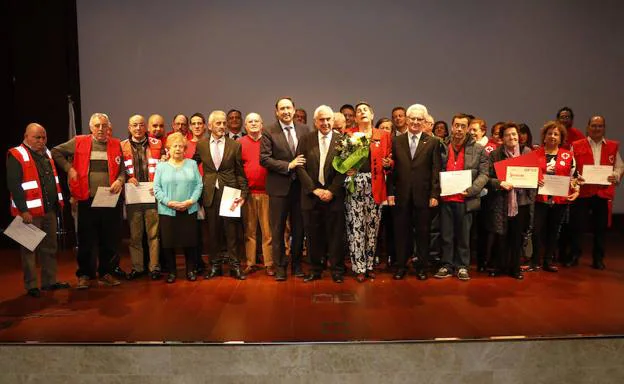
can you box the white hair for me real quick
[89,113,110,127]
[313,105,334,119]
[245,112,263,123]
[406,104,428,117]
[425,114,434,123]
[208,110,227,126]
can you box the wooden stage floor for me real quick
[1,235,623,343]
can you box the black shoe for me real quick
[331,274,344,283]
[477,265,486,273]
[230,268,247,280]
[393,268,407,280]
[41,282,71,291]
[126,269,145,280]
[416,270,428,281]
[166,274,176,284]
[592,261,606,270]
[150,271,161,280]
[205,266,223,279]
[303,273,321,282]
[275,268,287,281]
[187,272,197,281]
[489,270,499,277]
[543,264,558,273]
[564,257,579,267]
[26,288,41,298]
[292,264,305,278]
[112,266,127,278]
[511,272,524,280]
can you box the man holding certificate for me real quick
[6,123,71,297]
[121,115,165,280]
[196,110,249,280]
[434,113,489,281]
[486,123,536,280]
[531,121,579,272]
[52,113,126,289]
[387,104,441,280]
[568,115,624,270]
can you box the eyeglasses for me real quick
[408,117,425,123]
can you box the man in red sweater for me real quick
[240,113,274,276]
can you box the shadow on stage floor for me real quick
[0,233,623,343]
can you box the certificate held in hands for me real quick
[581,165,613,186]
[125,182,156,204]
[91,186,121,208]
[219,186,241,218]
[538,174,571,197]
[440,170,472,196]
[506,166,539,188]
[3,215,47,252]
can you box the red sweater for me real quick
[239,135,267,194]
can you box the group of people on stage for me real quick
[7,99,623,297]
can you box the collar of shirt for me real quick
[279,121,294,130]
[588,136,607,146]
[318,130,332,143]
[210,137,223,145]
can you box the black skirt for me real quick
[159,211,198,249]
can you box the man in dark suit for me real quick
[196,110,249,280]
[260,97,311,281]
[388,104,441,280]
[295,105,346,283]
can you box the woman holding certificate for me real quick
[486,122,536,280]
[531,121,579,272]
[153,132,203,283]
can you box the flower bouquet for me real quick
[332,131,370,193]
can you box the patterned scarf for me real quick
[504,144,520,217]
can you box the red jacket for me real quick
[70,135,122,201]
[535,146,574,204]
[344,127,392,204]
[120,137,162,182]
[8,144,64,216]
[573,138,619,200]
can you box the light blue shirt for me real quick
[153,159,203,216]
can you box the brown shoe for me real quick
[265,266,275,276]
[99,274,121,286]
[77,276,90,290]
[243,266,255,275]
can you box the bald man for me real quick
[121,115,165,280]
[148,114,166,140]
[239,113,274,275]
[7,123,71,297]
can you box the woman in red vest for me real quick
[343,102,392,282]
[531,121,580,272]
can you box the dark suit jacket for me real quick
[260,121,311,197]
[295,130,346,211]
[388,132,441,208]
[195,136,249,208]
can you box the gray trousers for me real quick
[20,210,58,290]
[440,201,473,270]
[127,204,160,272]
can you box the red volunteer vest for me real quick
[535,146,574,204]
[484,138,498,154]
[573,138,619,200]
[8,145,64,216]
[120,137,162,182]
[70,135,122,201]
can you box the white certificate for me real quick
[125,182,155,204]
[219,186,242,218]
[3,215,47,252]
[440,170,472,196]
[582,165,613,185]
[91,186,121,208]
[538,174,570,197]
[506,166,539,188]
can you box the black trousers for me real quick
[394,197,431,271]
[269,185,304,270]
[492,205,530,275]
[532,202,566,266]
[161,248,196,275]
[76,200,121,278]
[569,196,609,263]
[205,188,241,267]
[302,203,346,275]
[376,205,396,265]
